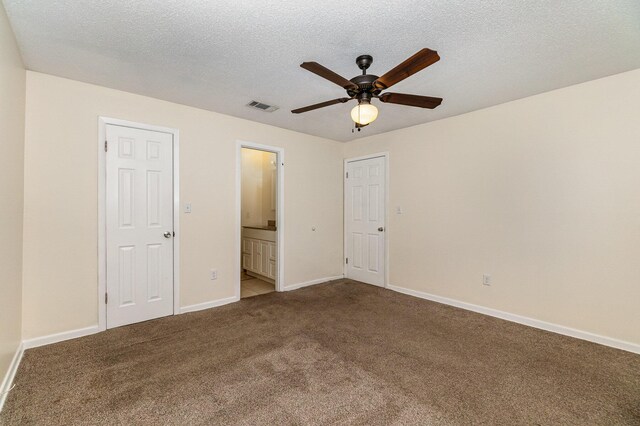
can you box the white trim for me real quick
[0,343,24,412]
[179,296,240,314]
[98,117,180,331]
[344,152,390,288]
[344,152,389,163]
[283,275,344,291]
[235,141,285,298]
[22,325,101,350]
[388,284,640,355]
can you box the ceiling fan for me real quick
[291,48,443,129]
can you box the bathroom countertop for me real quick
[242,226,277,231]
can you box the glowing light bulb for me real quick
[350,102,378,125]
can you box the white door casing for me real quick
[105,124,174,329]
[235,140,284,298]
[345,156,386,287]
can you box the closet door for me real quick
[106,124,174,328]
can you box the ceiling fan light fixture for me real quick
[350,101,378,125]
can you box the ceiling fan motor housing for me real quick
[347,74,380,98]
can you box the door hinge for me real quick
[346,257,348,264]
[104,141,108,152]
[346,172,349,179]
[105,292,108,304]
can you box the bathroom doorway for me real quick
[236,142,284,299]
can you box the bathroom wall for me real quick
[241,148,277,227]
[261,152,277,225]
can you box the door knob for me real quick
[163,231,172,238]
[378,227,384,232]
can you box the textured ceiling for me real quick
[3,0,640,142]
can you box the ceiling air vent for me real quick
[246,100,279,112]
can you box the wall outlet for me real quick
[482,274,491,286]
[210,269,217,280]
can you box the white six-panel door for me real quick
[345,156,386,287]
[106,124,174,328]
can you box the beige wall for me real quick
[22,71,344,339]
[344,69,640,345]
[0,4,25,382]
[17,64,640,346]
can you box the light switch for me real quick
[185,203,192,213]
[396,206,403,214]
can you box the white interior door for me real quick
[345,156,386,287]
[106,124,174,329]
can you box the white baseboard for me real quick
[22,325,101,350]
[19,298,242,353]
[0,342,24,412]
[283,275,344,291]
[20,297,242,350]
[179,295,239,314]
[388,284,640,355]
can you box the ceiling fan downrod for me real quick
[356,54,373,75]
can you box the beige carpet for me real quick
[2,279,639,425]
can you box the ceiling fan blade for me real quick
[300,62,359,91]
[291,97,353,114]
[378,92,443,109]
[373,49,440,90]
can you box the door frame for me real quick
[343,152,390,288]
[235,141,285,298]
[97,117,180,332]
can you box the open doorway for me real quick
[236,142,284,299]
